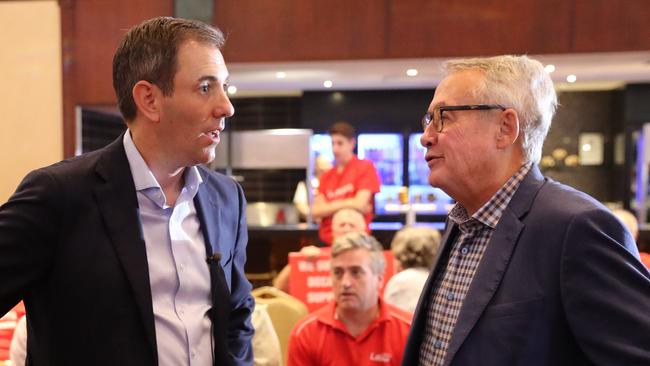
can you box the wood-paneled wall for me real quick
[215,0,650,61]
[60,0,650,156]
[60,0,173,157]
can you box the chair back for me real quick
[252,286,308,366]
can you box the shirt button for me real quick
[460,247,469,255]
[179,264,185,272]
[191,349,196,358]
[447,292,455,301]
[434,340,443,349]
[179,309,185,315]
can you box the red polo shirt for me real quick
[0,302,25,361]
[318,156,381,245]
[288,300,412,366]
[640,252,650,270]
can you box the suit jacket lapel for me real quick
[194,176,222,257]
[93,136,157,360]
[443,165,546,366]
[194,173,232,365]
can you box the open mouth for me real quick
[425,154,441,164]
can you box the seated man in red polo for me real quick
[287,232,411,366]
[312,122,381,245]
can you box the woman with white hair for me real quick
[383,227,441,313]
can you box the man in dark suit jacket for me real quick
[0,17,254,365]
[404,55,650,366]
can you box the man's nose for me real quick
[340,272,353,286]
[214,89,235,120]
[420,125,437,148]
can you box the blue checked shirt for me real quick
[418,163,532,365]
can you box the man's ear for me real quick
[132,80,161,122]
[496,109,520,149]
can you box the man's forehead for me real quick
[332,248,371,264]
[176,40,228,75]
[333,213,363,225]
[431,70,483,108]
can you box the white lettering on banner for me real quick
[307,291,334,304]
[298,261,315,272]
[369,353,392,363]
[316,259,331,271]
[307,276,331,288]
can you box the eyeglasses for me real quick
[421,104,506,132]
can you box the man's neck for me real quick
[336,304,379,338]
[130,128,186,205]
[457,158,525,216]
[336,154,354,172]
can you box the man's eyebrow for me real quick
[198,75,221,83]
[430,102,449,110]
[331,265,364,271]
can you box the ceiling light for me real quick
[275,71,287,79]
[323,80,333,88]
[406,68,418,77]
[227,85,237,94]
[544,64,556,73]
[566,74,577,83]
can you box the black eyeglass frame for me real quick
[421,104,506,132]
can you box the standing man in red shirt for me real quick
[287,232,411,366]
[313,122,381,245]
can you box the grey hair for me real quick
[332,232,385,275]
[443,55,558,163]
[391,227,441,269]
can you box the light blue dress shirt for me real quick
[123,131,213,366]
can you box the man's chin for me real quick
[197,149,217,165]
[336,296,358,307]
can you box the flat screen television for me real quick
[408,133,454,214]
[358,133,403,214]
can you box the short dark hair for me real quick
[113,16,225,121]
[328,121,356,140]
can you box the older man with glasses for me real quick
[402,55,650,366]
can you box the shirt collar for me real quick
[122,131,203,206]
[335,155,359,172]
[449,162,532,229]
[319,298,392,331]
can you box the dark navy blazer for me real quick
[0,136,254,366]
[402,165,650,366]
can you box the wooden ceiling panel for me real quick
[387,0,573,58]
[215,0,388,62]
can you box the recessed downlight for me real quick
[323,80,333,88]
[406,68,418,77]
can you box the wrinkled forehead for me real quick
[331,248,373,267]
[431,69,486,108]
[333,211,365,227]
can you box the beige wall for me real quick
[0,1,62,202]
